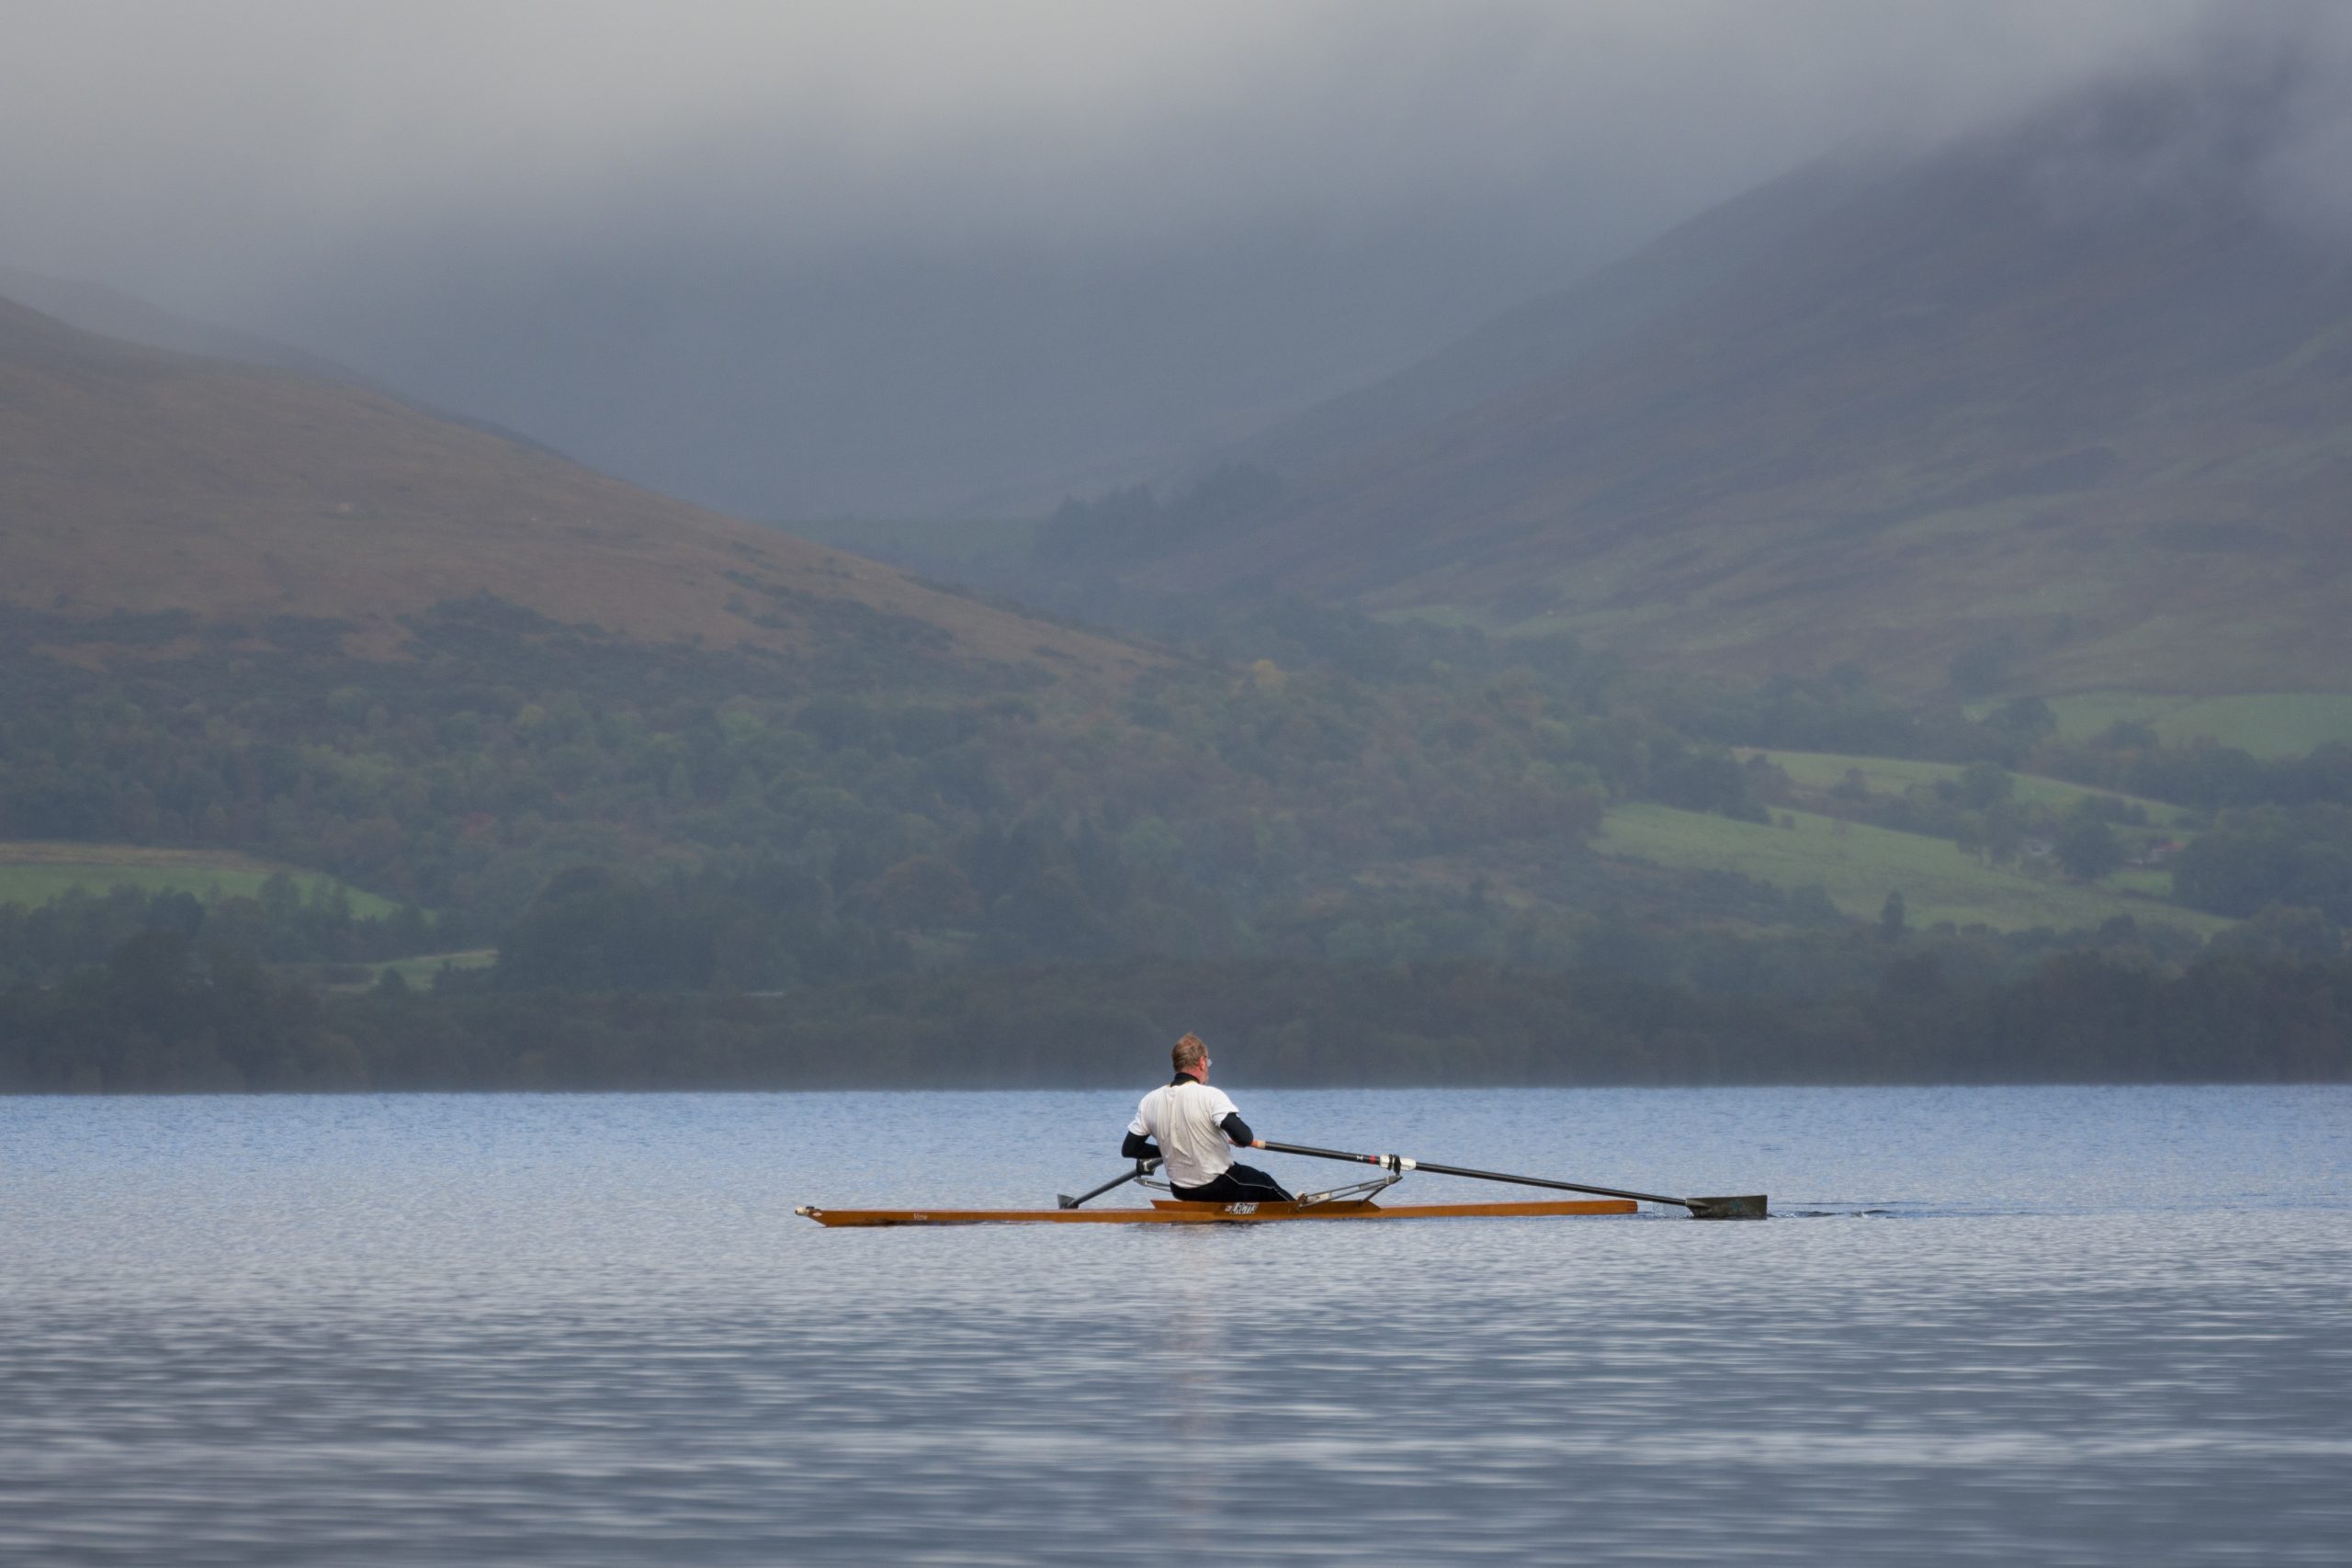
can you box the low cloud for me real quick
[8,0,2317,514]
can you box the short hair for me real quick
[1171,1032,1206,1073]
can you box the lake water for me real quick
[3,1086,2347,1565]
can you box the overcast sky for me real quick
[0,1,2274,516]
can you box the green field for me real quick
[2030,692,2352,756]
[378,949,495,984]
[1740,750,2194,826]
[316,949,498,990]
[1595,803,2230,937]
[0,842,399,916]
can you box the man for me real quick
[1122,1032,1293,1203]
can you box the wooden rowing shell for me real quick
[794,1197,1639,1226]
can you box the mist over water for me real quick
[4,1086,2346,1564]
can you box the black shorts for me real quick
[1170,1163,1293,1203]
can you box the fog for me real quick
[0,0,2311,515]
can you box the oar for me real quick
[1258,1140,1766,1220]
[1058,1159,1159,1210]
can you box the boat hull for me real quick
[795,1197,1639,1226]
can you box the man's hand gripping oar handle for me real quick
[1058,1160,1159,1210]
[1256,1140,1766,1220]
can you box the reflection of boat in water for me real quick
[795,1196,1639,1226]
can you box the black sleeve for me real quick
[1122,1131,1161,1162]
[1219,1111,1253,1145]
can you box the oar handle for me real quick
[1256,1141,1764,1219]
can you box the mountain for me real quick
[0,263,370,384]
[0,263,619,467]
[1127,75,2352,696]
[0,296,1146,682]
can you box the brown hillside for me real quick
[0,297,1148,681]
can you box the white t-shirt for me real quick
[1128,1079,1242,1190]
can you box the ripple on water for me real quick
[0,1086,2347,1565]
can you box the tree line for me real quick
[6,578,2352,1095]
[0,877,438,988]
[4,940,2343,1092]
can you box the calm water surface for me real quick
[3,1086,2347,1565]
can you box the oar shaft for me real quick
[1058,1160,1158,1210]
[1258,1140,1690,1211]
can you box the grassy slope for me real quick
[1740,750,2194,826]
[311,950,499,991]
[2031,692,2352,756]
[1594,803,2228,936]
[376,950,496,983]
[0,842,399,915]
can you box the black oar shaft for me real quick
[1058,1160,1157,1210]
[1259,1140,1692,1213]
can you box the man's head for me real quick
[1171,1032,1208,1080]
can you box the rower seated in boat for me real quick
[1123,1033,1293,1204]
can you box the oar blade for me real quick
[1686,1194,1769,1221]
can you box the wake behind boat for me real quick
[797,1139,1767,1226]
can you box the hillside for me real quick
[1594,804,2226,938]
[0,297,1145,683]
[0,840,395,915]
[1117,75,2352,696]
[0,263,362,382]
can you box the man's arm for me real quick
[1209,1086,1263,1148]
[1124,1098,1160,1163]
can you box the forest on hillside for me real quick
[4,581,2350,1091]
